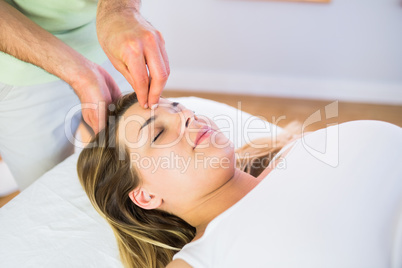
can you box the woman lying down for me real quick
[77,92,402,268]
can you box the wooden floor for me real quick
[1,90,401,207]
[0,191,19,208]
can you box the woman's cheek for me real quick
[211,131,233,149]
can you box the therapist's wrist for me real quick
[38,38,93,92]
[66,59,102,98]
[97,0,141,19]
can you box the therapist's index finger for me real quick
[147,65,167,108]
[126,54,149,109]
[148,87,161,110]
[146,52,168,108]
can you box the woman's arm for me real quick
[165,259,192,268]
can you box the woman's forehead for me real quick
[158,98,173,105]
[123,98,172,117]
[117,98,176,144]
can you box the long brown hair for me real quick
[235,121,301,177]
[77,92,297,267]
[77,93,195,268]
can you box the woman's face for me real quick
[118,98,235,214]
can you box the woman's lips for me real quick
[194,126,213,149]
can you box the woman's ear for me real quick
[128,188,162,210]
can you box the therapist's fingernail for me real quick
[144,103,149,109]
[151,104,158,110]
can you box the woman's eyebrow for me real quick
[138,102,179,134]
[139,116,156,134]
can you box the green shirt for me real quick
[0,0,108,86]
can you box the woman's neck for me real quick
[182,168,263,242]
[180,140,295,242]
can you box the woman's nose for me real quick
[163,107,194,134]
[182,109,195,129]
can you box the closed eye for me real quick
[152,129,164,143]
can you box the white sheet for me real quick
[0,96,281,268]
[173,121,402,267]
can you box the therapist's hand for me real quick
[96,6,170,109]
[72,62,121,134]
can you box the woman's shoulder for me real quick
[166,258,192,268]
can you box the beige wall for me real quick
[142,0,402,104]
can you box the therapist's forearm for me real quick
[0,0,93,89]
[97,0,141,18]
